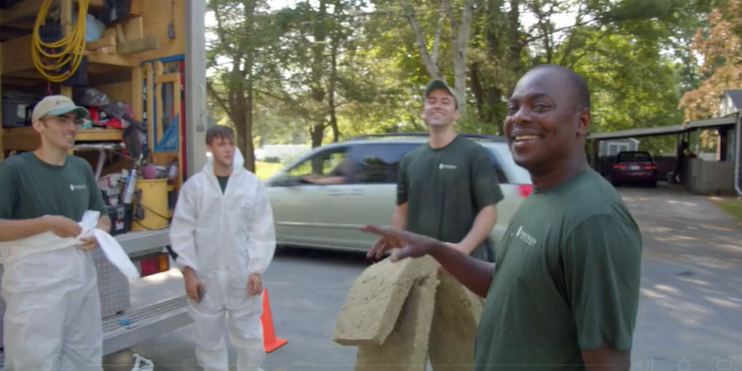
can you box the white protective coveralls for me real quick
[0,211,112,371]
[169,148,277,371]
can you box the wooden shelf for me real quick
[1,34,139,77]
[0,0,145,26]
[1,127,123,152]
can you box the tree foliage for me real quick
[679,0,742,121]
[205,0,719,162]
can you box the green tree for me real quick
[679,0,742,121]
[206,0,283,171]
[204,0,713,155]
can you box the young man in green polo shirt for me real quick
[379,79,504,263]
[0,95,111,371]
[362,65,642,371]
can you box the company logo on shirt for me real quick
[515,226,537,246]
[70,184,87,191]
[439,163,457,170]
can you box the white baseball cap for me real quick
[32,95,90,122]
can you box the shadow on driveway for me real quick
[618,184,742,371]
[103,246,372,371]
[620,183,742,263]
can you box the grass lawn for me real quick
[710,199,742,224]
[255,161,283,179]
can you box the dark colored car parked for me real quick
[610,151,658,187]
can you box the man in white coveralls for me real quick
[0,95,111,371]
[169,125,277,371]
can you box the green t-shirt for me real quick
[397,135,505,260]
[0,152,107,222]
[473,169,642,370]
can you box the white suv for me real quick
[263,133,532,261]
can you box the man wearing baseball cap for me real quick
[0,95,111,370]
[372,79,504,265]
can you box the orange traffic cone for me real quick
[260,287,287,353]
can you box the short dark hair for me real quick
[206,125,234,145]
[530,64,590,111]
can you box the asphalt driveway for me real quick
[102,184,741,371]
[618,184,742,371]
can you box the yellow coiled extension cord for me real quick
[31,0,90,83]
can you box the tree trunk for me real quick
[309,0,328,147]
[239,0,257,172]
[448,0,474,117]
[229,91,249,169]
[431,0,450,65]
[402,0,442,79]
[310,123,325,148]
[243,86,256,172]
[329,13,340,143]
[470,62,485,121]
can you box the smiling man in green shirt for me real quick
[382,79,504,263]
[361,65,642,371]
[0,95,111,371]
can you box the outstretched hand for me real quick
[369,231,404,259]
[361,225,441,262]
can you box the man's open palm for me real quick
[361,225,439,261]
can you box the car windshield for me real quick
[618,152,652,162]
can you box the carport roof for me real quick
[587,116,738,141]
[686,116,737,129]
[588,124,685,140]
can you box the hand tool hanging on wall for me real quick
[167,0,175,39]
